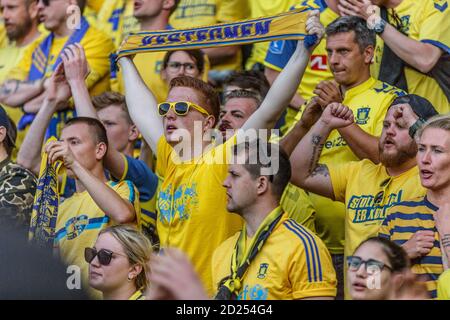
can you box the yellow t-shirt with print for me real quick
[307,77,403,255]
[169,0,247,71]
[155,136,243,296]
[96,0,138,49]
[438,269,450,300]
[328,160,426,260]
[264,1,338,134]
[54,180,140,297]
[371,0,450,113]
[8,24,114,97]
[0,34,46,159]
[246,0,298,69]
[212,214,336,300]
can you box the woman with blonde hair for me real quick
[85,225,152,300]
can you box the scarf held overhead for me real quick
[116,7,312,59]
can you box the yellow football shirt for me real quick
[328,160,426,260]
[269,135,316,232]
[264,0,338,135]
[371,0,450,113]
[0,34,45,159]
[280,183,316,233]
[87,0,105,14]
[247,0,299,69]
[54,180,140,297]
[438,269,450,300]
[307,77,403,255]
[9,24,114,97]
[96,0,138,48]
[155,136,243,296]
[169,0,247,72]
[212,213,336,300]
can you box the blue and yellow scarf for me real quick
[29,138,63,248]
[114,7,313,61]
[18,18,89,138]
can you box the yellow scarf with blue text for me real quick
[29,137,63,248]
[115,7,312,60]
[215,207,284,300]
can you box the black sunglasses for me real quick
[85,247,126,266]
[347,256,393,273]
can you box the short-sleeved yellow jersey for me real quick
[96,0,138,48]
[169,0,247,71]
[0,33,45,155]
[307,77,404,254]
[155,136,243,296]
[280,184,316,233]
[328,160,426,260]
[212,214,336,300]
[371,0,450,113]
[54,180,140,297]
[264,0,338,137]
[8,24,114,97]
[438,269,450,300]
[247,0,299,69]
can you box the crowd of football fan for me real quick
[0,0,449,300]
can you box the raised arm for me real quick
[62,44,133,179]
[242,10,324,132]
[117,56,164,152]
[264,67,307,111]
[290,103,354,199]
[279,97,323,156]
[338,0,444,73]
[16,64,70,175]
[314,80,380,163]
[45,141,136,224]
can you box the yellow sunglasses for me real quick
[157,101,210,117]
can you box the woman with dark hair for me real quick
[347,236,429,300]
[161,50,208,85]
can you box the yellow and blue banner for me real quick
[116,7,312,59]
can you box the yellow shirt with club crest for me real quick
[212,213,336,300]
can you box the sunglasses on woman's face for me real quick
[157,101,210,117]
[84,247,125,266]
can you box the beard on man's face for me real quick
[6,18,32,42]
[379,139,418,168]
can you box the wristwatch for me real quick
[409,118,426,139]
[373,18,387,35]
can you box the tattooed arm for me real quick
[0,78,46,107]
[290,103,354,199]
[435,203,450,270]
